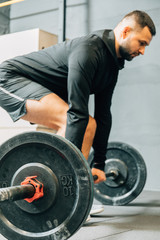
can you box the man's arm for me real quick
[92,78,118,170]
[65,47,98,150]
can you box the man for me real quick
[0,10,156,185]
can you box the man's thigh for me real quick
[22,93,69,131]
[0,68,53,122]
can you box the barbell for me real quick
[0,131,147,240]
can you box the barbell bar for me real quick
[0,184,35,202]
[93,170,119,181]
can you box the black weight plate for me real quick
[0,132,94,240]
[88,142,147,206]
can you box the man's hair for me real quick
[123,10,156,36]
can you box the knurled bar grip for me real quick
[93,170,119,181]
[0,185,35,202]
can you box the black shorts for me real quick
[0,63,52,122]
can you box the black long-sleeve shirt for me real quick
[4,29,124,168]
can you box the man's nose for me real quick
[139,46,145,55]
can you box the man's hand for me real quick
[91,168,106,184]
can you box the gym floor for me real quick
[70,190,160,240]
[0,190,159,240]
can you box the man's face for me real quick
[119,26,152,61]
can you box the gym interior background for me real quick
[0,0,160,191]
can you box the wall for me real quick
[10,0,88,38]
[0,1,10,35]
[7,0,160,190]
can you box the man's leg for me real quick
[22,93,68,134]
[21,93,96,159]
[22,92,104,220]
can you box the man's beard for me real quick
[119,45,134,61]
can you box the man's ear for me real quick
[122,26,131,39]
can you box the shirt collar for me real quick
[94,29,125,70]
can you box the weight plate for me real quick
[88,142,147,206]
[0,132,94,240]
